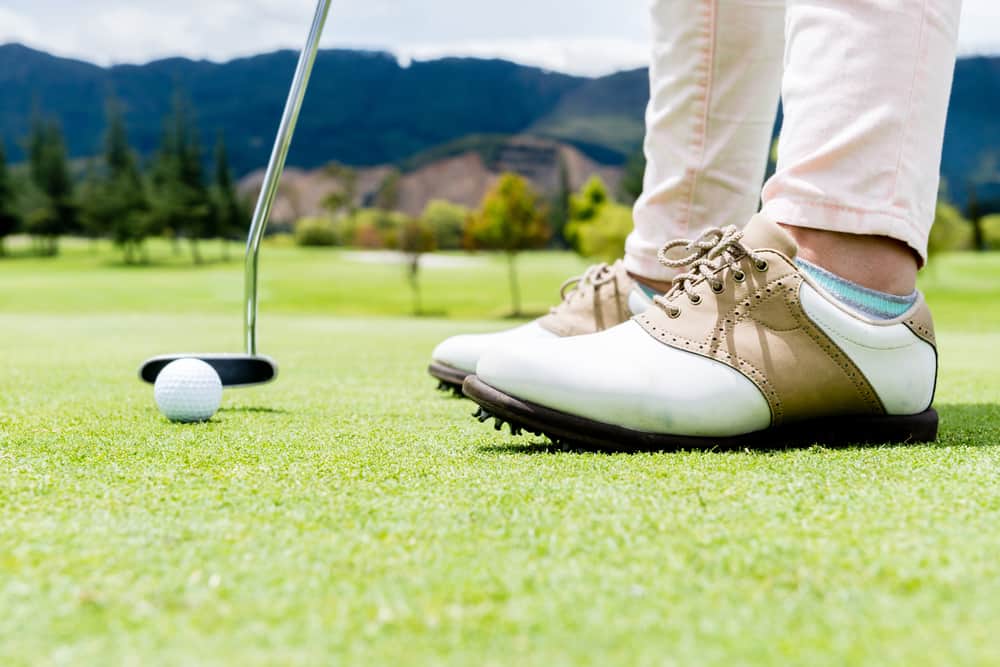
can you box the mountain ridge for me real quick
[1,43,997,209]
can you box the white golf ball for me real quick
[154,358,223,423]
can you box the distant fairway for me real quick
[1,242,998,665]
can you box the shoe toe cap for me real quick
[432,321,558,375]
[476,320,770,437]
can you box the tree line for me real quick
[0,95,247,263]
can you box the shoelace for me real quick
[556,263,615,304]
[654,225,767,318]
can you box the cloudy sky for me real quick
[1,0,998,76]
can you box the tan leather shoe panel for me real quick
[635,250,885,426]
[538,260,636,337]
[903,298,937,347]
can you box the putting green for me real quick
[1,244,998,665]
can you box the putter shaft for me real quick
[244,0,333,355]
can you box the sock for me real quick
[796,259,917,320]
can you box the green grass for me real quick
[1,243,999,665]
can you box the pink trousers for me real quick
[626,0,963,281]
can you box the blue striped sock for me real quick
[796,259,917,320]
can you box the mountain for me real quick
[942,56,1000,206]
[530,68,650,164]
[238,135,624,224]
[0,43,998,210]
[0,44,590,175]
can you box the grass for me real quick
[0,242,999,665]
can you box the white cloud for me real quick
[957,0,1000,55]
[0,0,996,76]
[396,38,650,76]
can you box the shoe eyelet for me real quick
[667,309,681,319]
[689,294,702,305]
[733,270,746,283]
[710,282,725,294]
[754,259,769,272]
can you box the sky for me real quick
[1,0,998,77]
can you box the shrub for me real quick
[927,201,974,255]
[421,199,469,250]
[294,216,338,247]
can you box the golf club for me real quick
[139,0,333,387]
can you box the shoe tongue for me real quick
[739,214,798,259]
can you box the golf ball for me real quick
[154,358,223,423]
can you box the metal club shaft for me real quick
[244,0,333,355]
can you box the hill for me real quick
[0,44,588,175]
[0,43,998,209]
[237,135,623,224]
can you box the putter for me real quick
[139,0,333,387]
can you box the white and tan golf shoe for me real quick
[465,215,938,449]
[429,260,655,393]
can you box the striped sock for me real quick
[796,259,917,320]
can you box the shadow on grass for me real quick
[218,406,290,415]
[477,403,998,456]
[102,257,240,270]
[500,311,547,321]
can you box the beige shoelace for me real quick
[654,225,767,318]
[557,263,615,303]
[552,263,625,328]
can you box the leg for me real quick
[428,0,786,393]
[467,2,957,447]
[626,0,785,288]
[763,0,963,295]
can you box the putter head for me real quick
[139,354,278,387]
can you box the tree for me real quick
[148,93,213,263]
[619,149,646,204]
[321,163,359,218]
[548,157,571,247]
[564,176,633,263]
[397,217,437,315]
[966,153,1000,252]
[465,173,550,316]
[211,135,247,260]
[928,199,974,258]
[0,144,20,256]
[24,118,77,256]
[564,176,608,249]
[420,199,468,250]
[374,169,401,211]
[80,101,150,263]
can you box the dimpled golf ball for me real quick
[154,358,223,423]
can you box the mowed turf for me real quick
[1,241,999,665]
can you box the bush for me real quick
[421,199,468,250]
[572,201,634,263]
[294,217,338,246]
[927,201,974,255]
[343,208,412,249]
[564,176,631,262]
[983,214,1000,249]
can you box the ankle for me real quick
[778,225,918,296]
[627,271,674,294]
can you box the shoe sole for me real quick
[463,375,939,451]
[428,362,470,396]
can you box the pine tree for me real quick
[24,118,76,256]
[83,101,150,263]
[619,149,646,204]
[548,156,571,248]
[0,143,21,256]
[148,92,213,263]
[211,135,247,260]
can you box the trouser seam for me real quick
[682,0,717,234]
[891,0,930,204]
